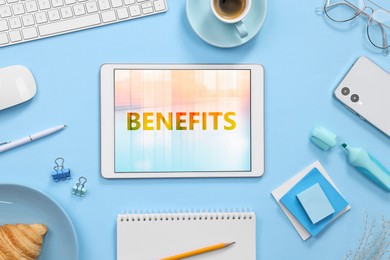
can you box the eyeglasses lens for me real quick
[368,10,390,49]
[325,0,365,22]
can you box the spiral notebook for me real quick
[117,211,256,260]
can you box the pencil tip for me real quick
[225,242,235,247]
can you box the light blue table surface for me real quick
[0,1,389,259]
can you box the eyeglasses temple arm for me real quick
[371,21,389,56]
[381,25,388,56]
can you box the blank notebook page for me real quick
[117,211,256,260]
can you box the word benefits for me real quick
[127,112,236,130]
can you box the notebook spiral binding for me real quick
[118,209,255,222]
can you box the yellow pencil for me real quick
[160,242,235,260]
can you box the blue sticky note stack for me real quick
[280,167,349,237]
[297,183,335,224]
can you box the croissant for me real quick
[0,224,48,260]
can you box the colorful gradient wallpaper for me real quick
[114,69,251,173]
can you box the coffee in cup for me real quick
[210,0,252,38]
[213,0,247,20]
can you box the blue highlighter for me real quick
[310,126,338,151]
[310,126,390,192]
[341,143,390,192]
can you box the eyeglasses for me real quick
[318,0,390,55]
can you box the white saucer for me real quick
[186,0,267,48]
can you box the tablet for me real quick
[100,64,264,178]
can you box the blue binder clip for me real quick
[72,177,87,197]
[51,157,71,182]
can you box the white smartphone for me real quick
[334,56,390,137]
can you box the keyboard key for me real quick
[7,0,18,3]
[22,27,38,39]
[9,17,22,29]
[22,14,35,26]
[13,3,25,15]
[48,9,60,21]
[0,0,5,5]
[51,0,63,7]
[9,30,22,42]
[153,0,165,12]
[142,7,152,14]
[98,0,110,10]
[101,10,115,22]
[0,32,8,44]
[64,0,76,4]
[111,0,122,7]
[73,4,86,16]
[123,0,134,5]
[0,20,8,31]
[38,14,101,36]
[38,0,51,10]
[0,6,12,18]
[136,0,148,2]
[129,4,140,17]
[61,6,72,18]
[116,7,128,19]
[35,11,48,23]
[86,1,98,13]
[25,1,39,12]
[141,2,151,8]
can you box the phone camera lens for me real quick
[351,94,359,103]
[341,87,350,96]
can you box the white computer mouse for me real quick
[0,65,36,111]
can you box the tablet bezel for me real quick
[100,64,264,178]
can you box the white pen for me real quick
[0,125,66,153]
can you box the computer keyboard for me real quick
[0,0,167,47]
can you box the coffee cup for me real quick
[210,0,252,38]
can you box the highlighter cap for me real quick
[310,126,338,151]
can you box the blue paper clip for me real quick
[72,176,87,197]
[51,157,71,182]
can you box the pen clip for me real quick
[0,141,10,146]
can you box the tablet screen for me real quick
[114,69,251,173]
